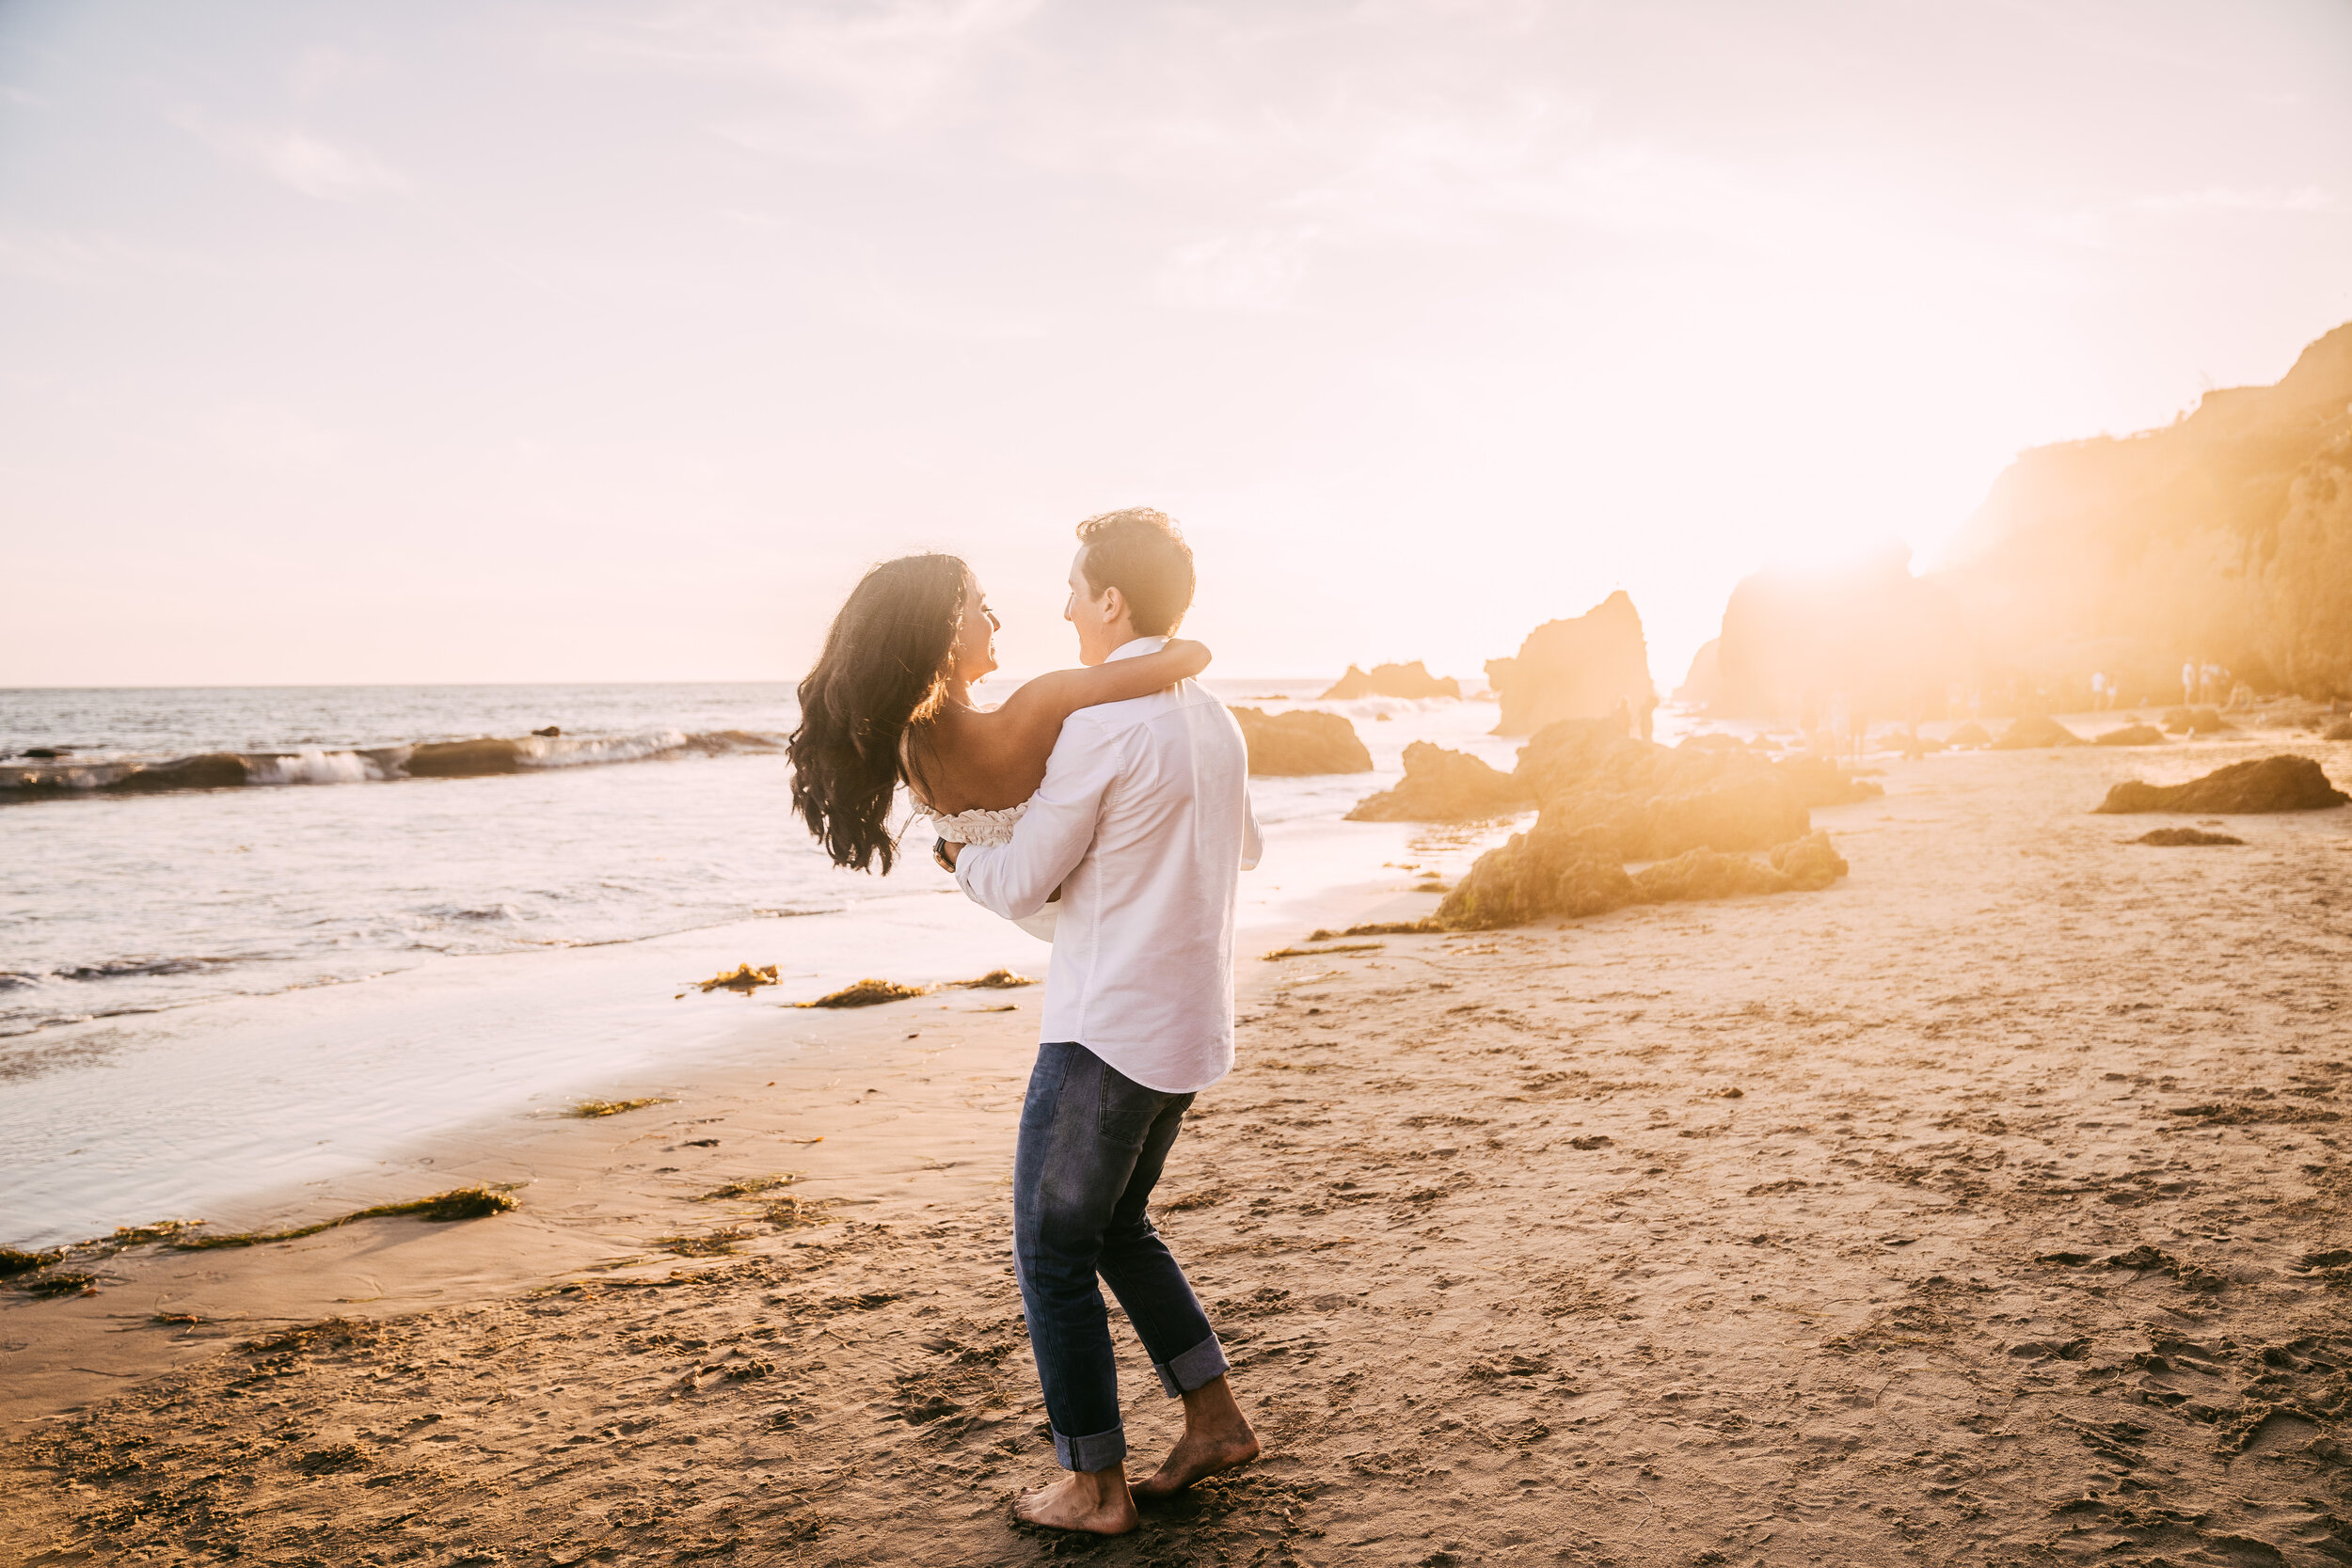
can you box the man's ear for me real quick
[1098,584,1126,626]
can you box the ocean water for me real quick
[0,679,1538,1246]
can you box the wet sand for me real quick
[5,731,2350,1566]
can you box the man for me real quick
[941,507,1263,1536]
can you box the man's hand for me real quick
[933,837,961,872]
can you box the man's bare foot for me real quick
[1132,1420,1260,1499]
[1012,1468,1137,1535]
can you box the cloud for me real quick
[191,121,411,201]
[1155,229,1318,311]
[2132,185,2330,214]
[562,0,1043,123]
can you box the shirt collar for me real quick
[1104,635,1168,665]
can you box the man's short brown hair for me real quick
[1075,507,1196,637]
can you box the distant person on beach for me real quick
[2183,660,2197,706]
[789,509,1264,1536]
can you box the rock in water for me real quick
[2323,719,2352,741]
[1346,742,1533,821]
[1436,820,1633,930]
[1993,715,2084,749]
[1319,661,1461,701]
[1228,707,1373,776]
[1485,592,1657,736]
[2094,723,2166,747]
[2094,754,2348,815]
[1946,721,1993,747]
[2136,828,2245,846]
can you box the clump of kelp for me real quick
[950,968,1036,990]
[784,968,1038,1009]
[571,1096,674,1117]
[687,963,780,995]
[696,1173,799,1201]
[794,977,931,1008]
[3,1188,516,1299]
[168,1186,516,1251]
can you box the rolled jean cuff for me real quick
[1152,1333,1230,1399]
[1053,1423,1127,1473]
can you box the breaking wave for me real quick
[0,728,785,801]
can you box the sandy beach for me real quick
[5,726,2350,1566]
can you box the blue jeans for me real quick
[1014,1041,1229,1472]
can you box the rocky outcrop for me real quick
[2136,828,2244,846]
[1485,592,1656,736]
[1345,742,1533,822]
[1683,322,2352,713]
[1675,639,1722,706]
[1434,819,1635,930]
[1320,661,1461,701]
[2093,755,2348,815]
[1628,832,1850,904]
[1992,716,2083,750]
[1946,721,1992,747]
[2094,723,2166,747]
[1229,707,1373,776]
[1706,546,1969,722]
[1513,718,1810,860]
[2326,719,2352,741]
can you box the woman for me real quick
[787,553,1208,926]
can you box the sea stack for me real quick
[1484,592,1656,736]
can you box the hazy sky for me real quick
[4,1,2348,690]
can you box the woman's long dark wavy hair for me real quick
[788,552,970,873]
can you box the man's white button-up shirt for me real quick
[954,635,1263,1095]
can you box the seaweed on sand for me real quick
[167,1186,517,1251]
[23,1272,98,1297]
[654,1227,755,1258]
[572,1097,674,1117]
[0,1246,62,1277]
[697,1174,799,1201]
[1310,920,1440,939]
[793,978,930,1008]
[693,963,779,993]
[760,1195,838,1230]
[1261,942,1386,960]
[946,968,1037,990]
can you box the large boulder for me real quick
[1228,707,1372,776]
[1993,715,2084,750]
[1946,721,1993,747]
[2326,719,2352,741]
[1435,819,1633,930]
[2094,754,2348,815]
[1629,847,1793,903]
[2094,723,2166,747]
[1320,661,1461,701]
[1485,592,1657,736]
[1346,742,1533,822]
[1512,718,1810,859]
